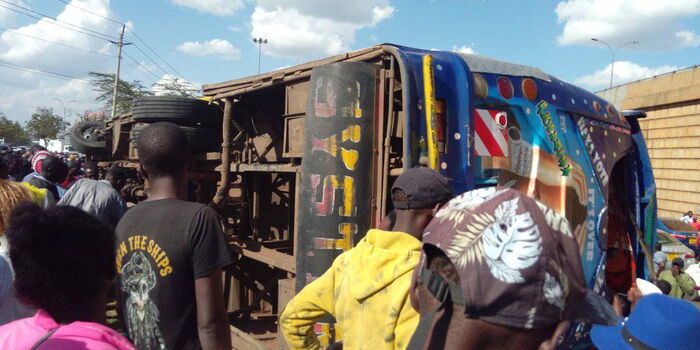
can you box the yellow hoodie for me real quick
[280,229,421,350]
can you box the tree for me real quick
[89,72,153,117]
[77,110,107,122]
[25,107,70,146]
[152,74,201,97]
[0,113,31,144]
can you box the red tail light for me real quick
[496,77,513,99]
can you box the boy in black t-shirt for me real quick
[115,122,232,350]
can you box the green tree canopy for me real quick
[25,107,70,145]
[89,72,153,117]
[0,113,31,145]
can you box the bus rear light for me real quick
[473,73,488,99]
[497,77,514,99]
[521,78,537,100]
[593,100,602,113]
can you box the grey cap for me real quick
[391,167,453,209]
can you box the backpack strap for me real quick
[407,268,455,350]
[30,327,59,350]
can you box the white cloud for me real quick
[171,0,244,16]
[250,0,395,59]
[176,39,241,60]
[574,61,681,90]
[452,44,476,55]
[0,0,132,123]
[0,0,27,25]
[228,25,242,32]
[556,0,700,50]
[152,74,202,96]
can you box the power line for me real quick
[55,0,122,26]
[130,42,170,77]
[0,59,90,82]
[125,27,185,78]
[0,0,116,41]
[0,3,113,42]
[53,0,186,80]
[122,50,161,81]
[0,26,114,57]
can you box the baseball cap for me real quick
[391,167,453,209]
[591,293,700,349]
[417,187,618,330]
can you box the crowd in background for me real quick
[0,126,698,350]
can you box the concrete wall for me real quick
[598,66,700,218]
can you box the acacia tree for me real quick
[89,72,153,117]
[25,107,70,146]
[0,113,31,144]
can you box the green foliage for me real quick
[0,113,31,144]
[89,72,153,117]
[25,107,70,144]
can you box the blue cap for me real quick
[591,293,700,350]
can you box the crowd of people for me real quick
[0,122,698,350]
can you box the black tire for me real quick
[132,97,221,126]
[131,125,220,154]
[70,121,108,155]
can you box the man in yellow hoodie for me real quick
[280,167,453,350]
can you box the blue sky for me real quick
[1,0,699,122]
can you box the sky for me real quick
[1,0,699,124]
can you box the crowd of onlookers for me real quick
[0,124,699,350]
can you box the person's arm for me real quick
[188,207,235,350]
[279,265,337,350]
[677,273,697,298]
[195,268,231,350]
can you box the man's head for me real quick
[29,144,45,155]
[83,162,98,180]
[105,166,126,192]
[408,188,618,350]
[687,211,694,217]
[672,257,684,274]
[40,156,68,183]
[136,122,190,180]
[656,280,672,295]
[390,167,453,238]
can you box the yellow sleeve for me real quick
[280,263,337,350]
[393,289,420,350]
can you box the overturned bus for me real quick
[76,44,656,348]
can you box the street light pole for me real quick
[252,37,268,75]
[591,38,639,88]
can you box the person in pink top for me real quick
[0,202,134,350]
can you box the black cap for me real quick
[391,167,453,209]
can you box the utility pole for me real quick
[252,37,268,75]
[590,38,639,88]
[110,25,131,119]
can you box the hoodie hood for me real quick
[349,229,422,301]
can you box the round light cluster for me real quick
[473,73,488,99]
[497,77,514,99]
[521,78,537,101]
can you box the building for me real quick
[598,65,700,219]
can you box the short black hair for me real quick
[137,122,190,178]
[7,202,115,321]
[656,280,672,295]
[29,144,46,153]
[40,156,68,183]
[106,166,125,180]
[672,257,685,268]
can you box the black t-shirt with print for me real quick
[115,198,233,350]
